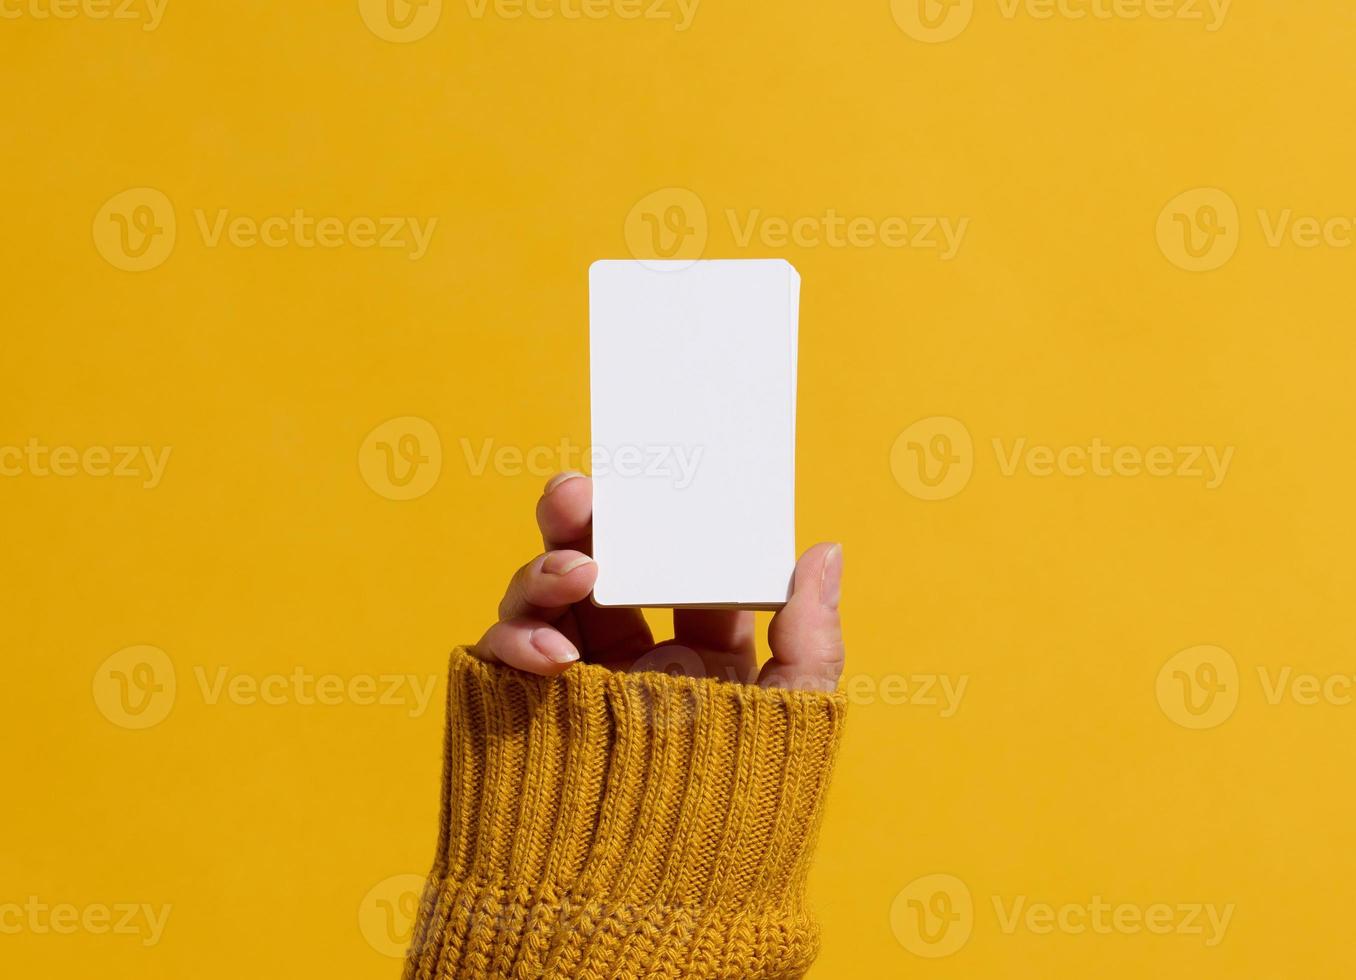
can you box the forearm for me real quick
[403,647,846,980]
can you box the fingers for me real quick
[478,547,595,677]
[674,609,756,655]
[536,471,592,550]
[534,472,654,661]
[474,617,579,676]
[674,609,759,684]
[497,549,598,621]
[761,543,845,693]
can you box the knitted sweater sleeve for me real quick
[402,646,847,980]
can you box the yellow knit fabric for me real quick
[402,647,847,980]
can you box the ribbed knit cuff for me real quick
[403,647,847,980]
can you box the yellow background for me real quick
[3,0,1354,976]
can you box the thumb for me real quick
[761,543,844,693]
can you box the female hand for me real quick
[473,472,845,692]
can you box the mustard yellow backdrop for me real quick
[2,1,1353,976]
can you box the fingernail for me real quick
[542,552,594,576]
[820,544,843,610]
[531,628,579,664]
[545,471,585,495]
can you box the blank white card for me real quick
[589,259,799,608]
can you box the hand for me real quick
[472,472,845,692]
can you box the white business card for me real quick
[589,258,799,608]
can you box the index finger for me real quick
[533,471,654,661]
[536,471,592,551]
